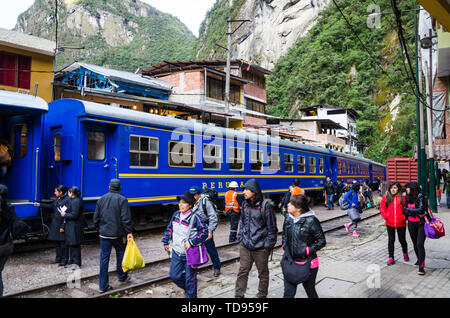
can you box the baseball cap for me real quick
[177,191,196,205]
[189,186,201,194]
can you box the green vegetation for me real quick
[266,0,419,162]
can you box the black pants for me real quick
[408,221,426,267]
[283,267,319,298]
[386,226,408,258]
[55,241,69,264]
[0,242,13,298]
[68,245,81,266]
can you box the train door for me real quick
[6,117,34,201]
[80,123,117,201]
[327,157,338,182]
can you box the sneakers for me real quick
[352,230,360,237]
[418,267,425,275]
[98,285,113,293]
[403,253,409,262]
[414,260,420,266]
[387,257,395,265]
[118,276,131,283]
[344,223,351,232]
[213,269,221,277]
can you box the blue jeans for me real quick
[204,236,221,270]
[99,237,128,291]
[327,194,334,209]
[226,211,240,243]
[170,251,198,298]
[446,191,450,208]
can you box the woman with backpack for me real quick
[403,182,430,275]
[379,182,408,266]
[343,183,361,237]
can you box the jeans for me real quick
[386,226,408,258]
[204,236,221,270]
[446,191,450,208]
[327,194,334,209]
[170,250,198,298]
[226,211,240,243]
[283,267,319,298]
[99,237,128,291]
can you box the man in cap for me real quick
[224,181,243,243]
[189,185,222,277]
[235,179,278,298]
[94,179,133,293]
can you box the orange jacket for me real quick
[225,190,240,213]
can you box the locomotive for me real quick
[0,90,386,235]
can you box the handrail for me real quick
[80,154,84,196]
[112,157,118,179]
[34,147,39,202]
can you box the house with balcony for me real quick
[140,60,273,129]
[299,105,361,155]
[0,28,55,102]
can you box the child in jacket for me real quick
[379,182,408,265]
[161,191,208,298]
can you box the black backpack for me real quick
[201,188,219,215]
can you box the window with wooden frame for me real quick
[54,133,61,162]
[318,158,324,174]
[130,135,158,168]
[229,147,244,171]
[309,157,316,174]
[298,155,306,173]
[203,143,221,170]
[168,141,195,168]
[250,150,263,171]
[0,51,31,89]
[284,154,294,173]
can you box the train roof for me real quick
[0,90,48,113]
[49,98,384,166]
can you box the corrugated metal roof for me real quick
[0,28,56,56]
[57,62,173,92]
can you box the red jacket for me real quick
[380,195,406,228]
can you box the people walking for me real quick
[33,185,70,266]
[436,186,442,207]
[0,185,27,297]
[403,182,430,275]
[323,177,336,210]
[281,195,326,298]
[93,179,133,293]
[161,191,208,298]
[60,186,85,270]
[379,182,408,265]
[224,181,243,243]
[344,183,361,237]
[235,179,278,298]
[279,178,305,215]
[190,186,222,277]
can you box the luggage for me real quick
[339,193,350,210]
[347,208,361,223]
[424,207,445,239]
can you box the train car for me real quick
[0,90,48,232]
[2,95,386,234]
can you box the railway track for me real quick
[5,209,381,298]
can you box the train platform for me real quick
[202,205,450,298]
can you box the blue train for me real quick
[0,90,386,235]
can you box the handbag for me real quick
[424,207,445,239]
[347,208,361,222]
[185,212,209,269]
[280,245,311,285]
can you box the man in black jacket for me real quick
[94,179,133,293]
[235,179,278,298]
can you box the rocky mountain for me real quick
[196,0,331,70]
[15,0,197,71]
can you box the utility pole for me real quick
[222,19,250,128]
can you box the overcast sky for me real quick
[0,0,216,37]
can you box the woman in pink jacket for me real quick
[379,182,408,265]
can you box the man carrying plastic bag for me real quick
[94,179,134,293]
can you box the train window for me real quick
[297,155,306,173]
[10,124,28,158]
[203,144,221,170]
[129,135,158,168]
[309,157,316,174]
[229,147,244,171]
[169,141,195,168]
[87,131,105,161]
[284,154,294,173]
[338,161,341,174]
[268,152,280,171]
[54,133,61,162]
[318,158,324,174]
[250,150,263,171]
